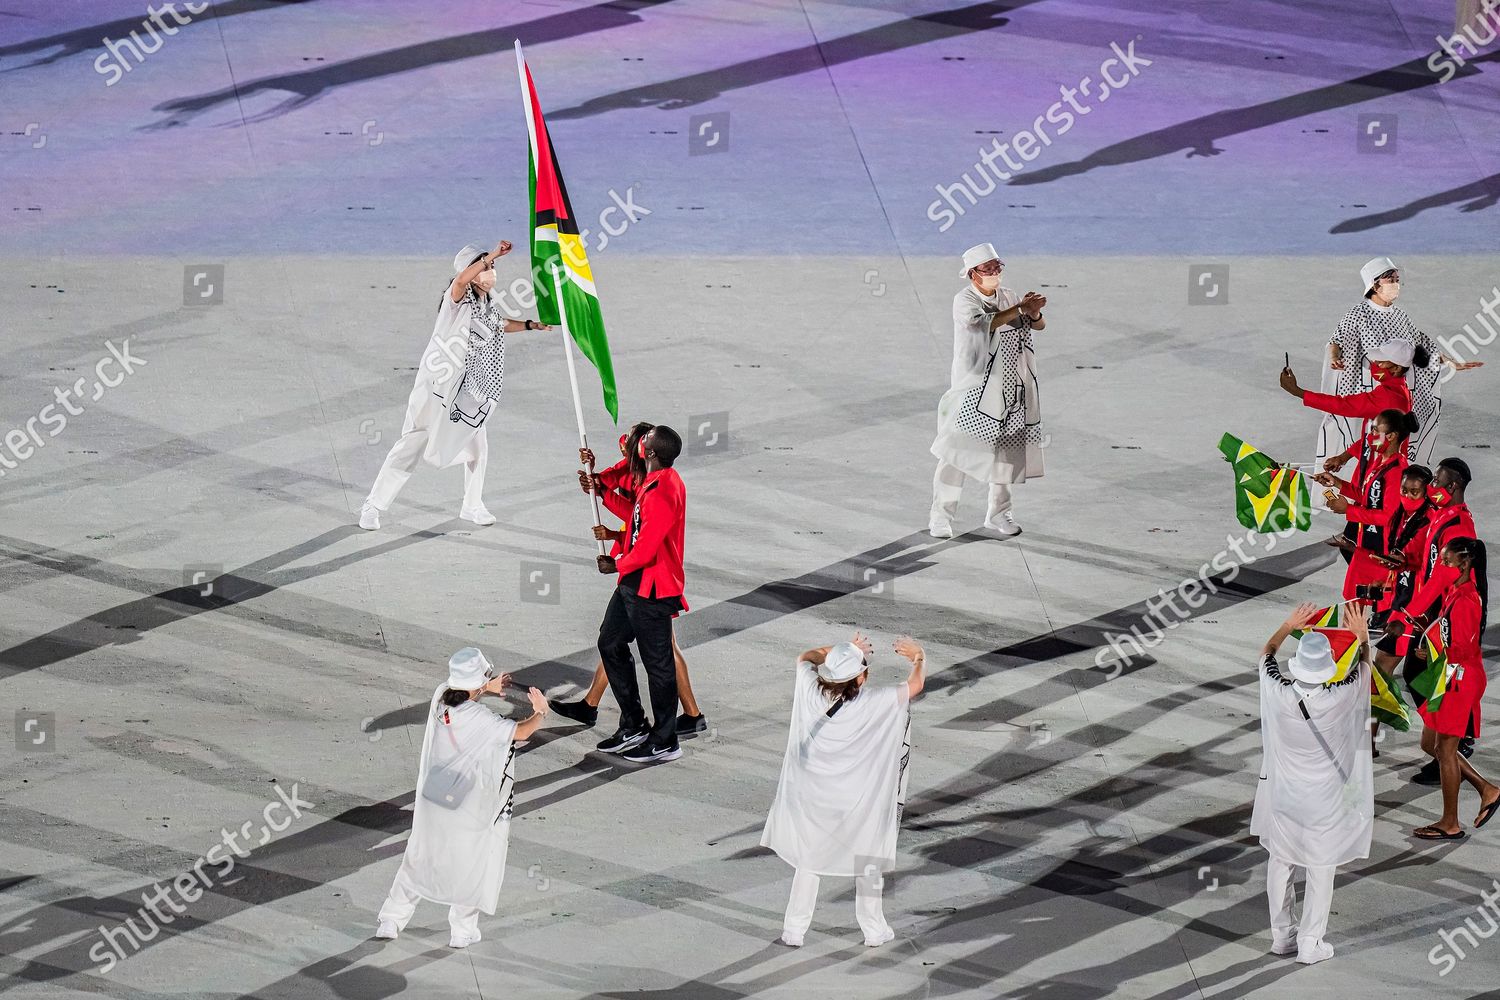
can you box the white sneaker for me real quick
[359,502,382,530]
[374,920,399,940]
[863,926,896,947]
[984,512,1021,536]
[1296,939,1334,965]
[449,931,482,949]
[1270,936,1297,956]
[779,932,804,947]
[928,520,954,539]
[459,506,496,526]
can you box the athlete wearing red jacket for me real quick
[1283,337,1415,424]
[1388,459,1477,639]
[1315,411,1413,600]
[1403,537,1497,839]
[592,425,690,764]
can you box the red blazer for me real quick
[613,467,687,606]
[1435,580,1484,674]
[1301,374,1412,420]
[1394,503,1477,626]
[595,458,636,557]
[1341,450,1407,599]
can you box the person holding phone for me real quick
[1313,409,1416,601]
[375,647,549,947]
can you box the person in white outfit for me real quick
[761,633,925,948]
[360,243,551,530]
[929,243,1047,538]
[1250,602,1374,966]
[1316,256,1482,473]
[375,647,550,948]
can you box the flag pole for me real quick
[552,261,608,555]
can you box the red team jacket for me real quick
[1301,372,1412,420]
[1393,503,1477,630]
[606,467,687,607]
[1339,449,1408,599]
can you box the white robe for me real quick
[931,284,1044,484]
[405,290,508,470]
[1315,299,1444,468]
[761,664,912,876]
[1250,652,1373,869]
[396,686,518,913]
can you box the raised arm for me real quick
[1263,602,1320,659]
[449,240,511,303]
[512,687,550,742]
[894,636,926,700]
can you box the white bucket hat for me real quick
[1287,631,1338,686]
[1360,256,1399,294]
[453,244,488,274]
[960,242,1003,277]
[817,642,868,683]
[447,647,495,690]
[1368,339,1415,368]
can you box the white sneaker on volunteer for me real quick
[460,506,496,526]
[359,502,382,530]
[984,512,1021,536]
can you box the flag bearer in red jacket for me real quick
[592,425,689,764]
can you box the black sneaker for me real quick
[1413,759,1441,786]
[620,741,682,764]
[1460,737,1475,759]
[553,700,599,728]
[675,713,708,737]
[596,727,649,754]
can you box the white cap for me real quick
[1287,631,1338,686]
[960,243,1003,277]
[1368,339,1415,368]
[447,647,495,690]
[1360,256,1399,294]
[817,642,868,683]
[453,244,488,274]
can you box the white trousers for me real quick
[366,427,488,512]
[1266,856,1336,950]
[931,461,1011,525]
[781,867,891,941]
[377,866,482,940]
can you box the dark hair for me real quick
[1376,408,1418,440]
[1438,457,1473,486]
[651,425,683,467]
[440,688,472,708]
[815,675,864,716]
[1413,344,1431,369]
[1402,464,1434,487]
[1446,537,1488,632]
[625,421,654,484]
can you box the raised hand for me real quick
[894,636,925,663]
[493,240,513,257]
[1286,602,1322,629]
[850,631,875,658]
[527,686,550,715]
[1342,602,1370,645]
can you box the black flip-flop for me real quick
[1414,825,1466,841]
[1476,798,1500,830]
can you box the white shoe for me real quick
[1270,936,1297,956]
[984,512,1021,536]
[460,506,496,526]
[863,926,896,947]
[1296,939,1334,965]
[928,521,954,539]
[778,932,804,947]
[374,920,399,940]
[359,502,382,530]
[449,931,482,949]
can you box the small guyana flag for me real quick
[1411,629,1454,713]
[1290,605,1342,635]
[1218,433,1311,533]
[516,41,619,422]
[1371,665,1411,732]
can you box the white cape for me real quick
[404,291,504,469]
[761,664,912,876]
[1250,653,1373,868]
[396,685,518,913]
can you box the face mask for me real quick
[976,272,999,293]
[1428,484,1452,507]
[1382,283,1401,303]
[1400,494,1424,512]
[1369,363,1387,380]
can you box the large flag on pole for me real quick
[516,40,619,422]
[1218,432,1312,533]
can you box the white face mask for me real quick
[1382,281,1401,303]
[474,269,497,293]
[976,272,1000,293]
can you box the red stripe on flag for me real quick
[524,63,568,223]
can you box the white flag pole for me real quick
[552,261,608,555]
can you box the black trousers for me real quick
[597,585,680,749]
